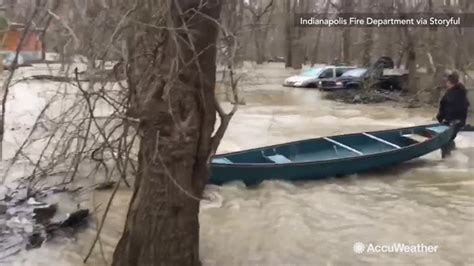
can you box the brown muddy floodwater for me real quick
[8,63,474,265]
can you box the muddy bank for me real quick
[323,87,474,126]
[0,183,91,263]
[322,89,430,107]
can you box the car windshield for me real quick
[341,68,367,77]
[300,68,323,77]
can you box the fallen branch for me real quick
[83,179,121,263]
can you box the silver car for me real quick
[283,66,355,88]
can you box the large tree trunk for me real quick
[429,31,446,102]
[284,0,292,68]
[361,27,373,67]
[382,1,395,58]
[341,28,351,64]
[454,27,465,71]
[383,28,394,58]
[245,0,274,65]
[112,1,222,265]
[310,0,330,65]
[405,28,417,93]
[454,0,470,71]
[290,0,307,69]
[396,0,418,93]
[310,27,323,66]
[426,0,446,102]
[395,28,405,69]
[340,0,353,64]
[291,22,304,69]
[222,0,245,68]
[255,32,265,64]
[291,40,304,69]
[361,1,373,67]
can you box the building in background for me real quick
[1,21,43,63]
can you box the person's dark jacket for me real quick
[437,83,470,126]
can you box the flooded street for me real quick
[7,63,474,265]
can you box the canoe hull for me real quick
[210,124,455,185]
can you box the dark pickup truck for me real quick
[319,57,408,91]
[319,68,368,90]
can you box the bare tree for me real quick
[284,0,292,68]
[290,0,311,69]
[454,0,471,73]
[340,0,353,64]
[310,0,331,65]
[360,1,380,67]
[425,0,449,101]
[112,1,224,265]
[396,0,422,93]
[326,0,354,64]
[221,0,245,67]
[244,0,274,64]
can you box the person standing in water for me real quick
[436,72,470,157]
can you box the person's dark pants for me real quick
[441,120,464,158]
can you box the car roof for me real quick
[323,65,357,69]
[345,67,368,71]
[304,66,357,71]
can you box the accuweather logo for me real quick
[353,242,439,254]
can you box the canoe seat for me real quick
[213,157,233,164]
[427,125,449,134]
[362,133,401,149]
[402,134,429,143]
[266,154,292,164]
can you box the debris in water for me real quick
[26,233,45,250]
[33,204,57,224]
[0,184,89,259]
[27,197,46,206]
[95,181,116,191]
[60,209,89,228]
